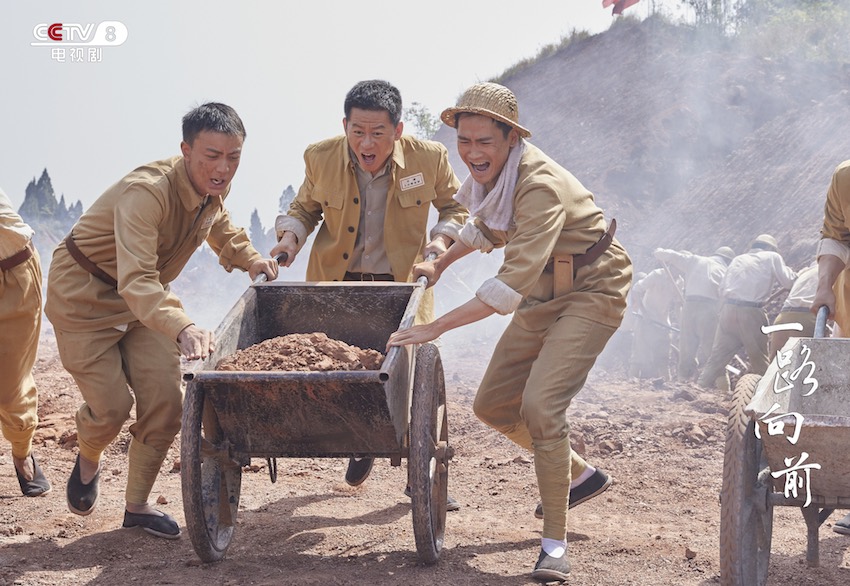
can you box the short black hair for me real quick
[182,102,246,145]
[344,80,403,127]
[455,112,512,139]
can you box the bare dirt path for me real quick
[1,329,848,585]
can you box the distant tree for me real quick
[19,169,58,221]
[404,102,441,140]
[279,185,296,214]
[249,208,276,255]
[736,0,849,60]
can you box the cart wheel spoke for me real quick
[409,343,449,564]
[182,383,242,562]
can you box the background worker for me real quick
[45,103,278,539]
[698,234,796,392]
[653,246,734,380]
[768,260,818,357]
[270,80,467,494]
[628,266,680,380]
[388,82,631,583]
[0,187,51,497]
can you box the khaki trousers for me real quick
[473,314,616,540]
[697,304,768,392]
[54,323,182,504]
[0,250,42,459]
[677,298,720,379]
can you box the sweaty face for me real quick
[456,114,517,192]
[344,108,402,176]
[181,130,244,197]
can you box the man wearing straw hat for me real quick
[653,246,734,380]
[270,80,467,499]
[388,82,632,582]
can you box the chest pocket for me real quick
[397,185,436,209]
[312,185,345,210]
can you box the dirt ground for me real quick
[2,327,850,586]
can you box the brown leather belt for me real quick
[544,218,617,274]
[64,235,118,287]
[0,243,33,271]
[344,271,394,282]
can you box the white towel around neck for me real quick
[453,139,526,232]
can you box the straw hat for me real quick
[440,82,532,138]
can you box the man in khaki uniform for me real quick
[271,80,467,492]
[388,83,632,582]
[45,103,278,539]
[811,161,850,535]
[697,234,796,392]
[0,187,51,497]
[653,246,734,380]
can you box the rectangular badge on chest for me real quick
[399,173,425,191]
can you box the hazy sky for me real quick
[2,1,665,231]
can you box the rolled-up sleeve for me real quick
[476,277,523,315]
[458,221,496,253]
[817,238,850,266]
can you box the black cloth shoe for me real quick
[345,457,374,486]
[15,454,51,497]
[404,485,461,512]
[67,455,99,515]
[534,468,612,519]
[123,510,181,540]
[532,548,571,583]
[833,512,850,535]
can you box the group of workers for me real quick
[1,80,627,582]
[625,235,819,392]
[1,77,849,581]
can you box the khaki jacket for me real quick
[45,156,262,341]
[276,135,467,281]
[472,143,632,330]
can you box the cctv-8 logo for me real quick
[31,21,128,46]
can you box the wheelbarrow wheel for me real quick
[720,373,773,586]
[409,343,449,564]
[181,383,242,562]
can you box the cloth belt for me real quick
[685,295,718,303]
[543,218,617,275]
[64,234,118,287]
[782,307,812,313]
[0,243,33,271]
[343,271,394,282]
[724,298,762,308]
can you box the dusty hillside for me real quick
[435,16,849,270]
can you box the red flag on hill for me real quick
[602,0,641,15]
